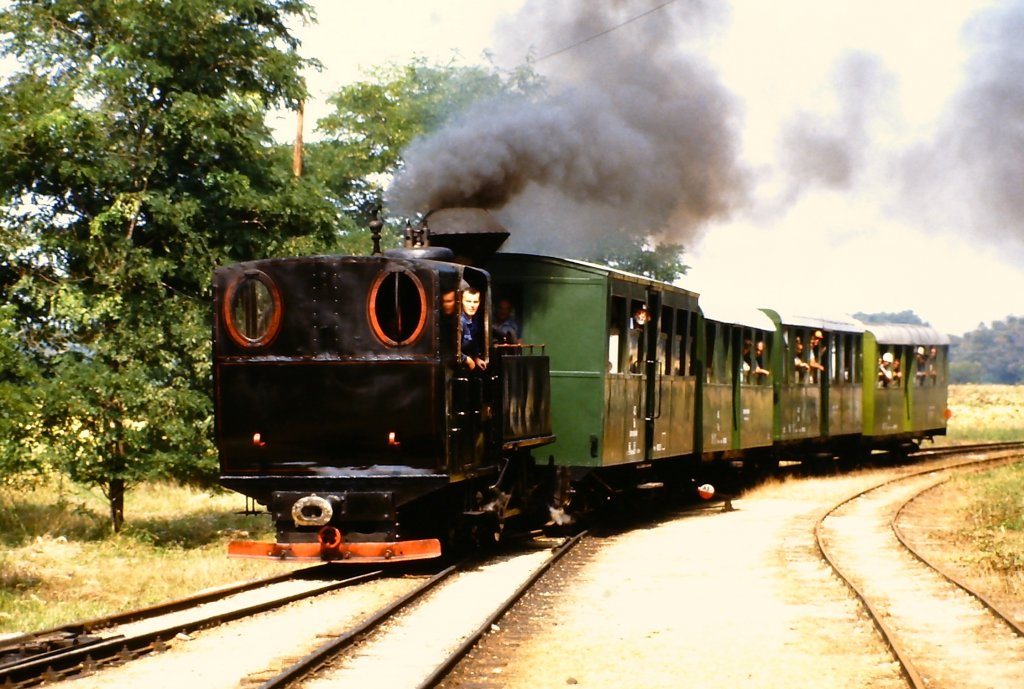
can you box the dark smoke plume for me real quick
[908,0,1024,249]
[386,0,746,256]
[779,52,896,194]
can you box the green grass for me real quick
[949,463,1024,585]
[924,386,1024,595]
[0,479,294,634]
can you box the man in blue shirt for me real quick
[460,288,488,371]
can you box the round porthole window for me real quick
[224,271,282,349]
[369,270,427,346]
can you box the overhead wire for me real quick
[533,0,682,63]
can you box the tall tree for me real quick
[0,0,336,530]
[308,57,546,229]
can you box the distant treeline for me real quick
[855,311,1024,384]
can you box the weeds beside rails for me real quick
[944,384,1024,443]
[0,480,293,634]
[946,462,1024,593]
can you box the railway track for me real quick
[911,439,1024,461]
[5,534,582,689]
[257,532,583,689]
[428,442,1024,688]
[0,565,381,688]
[816,444,1024,689]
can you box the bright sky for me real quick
[685,1,1021,338]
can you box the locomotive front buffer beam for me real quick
[226,488,442,563]
[226,536,442,562]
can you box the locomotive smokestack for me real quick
[412,208,510,266]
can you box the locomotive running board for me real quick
[227,538,442,563]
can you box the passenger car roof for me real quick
[699,296,776,331]
[489,252,699,297]
[759,308,865,334]
[862,323,951,345]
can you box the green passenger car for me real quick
[697,297,775,460]
[487,254,699,470]
[759,310,865,456]
[862,323,949,448]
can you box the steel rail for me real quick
[257,562,461,689]
[813,448,1020,689]
[0,563,337,655]
[415,532,586,689]
[0,569,381,689]
[892,462,1024,639]
[910,440,1024,461]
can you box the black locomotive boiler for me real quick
[214,209,558,561]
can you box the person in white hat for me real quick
[878,351,894,387]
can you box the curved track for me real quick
[893,482,1024,639]
[815,446,1024,689]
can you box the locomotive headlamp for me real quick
[252,432,266,447]
[388,431,400,447]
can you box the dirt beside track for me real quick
[442,469,1020,689]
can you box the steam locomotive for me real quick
[213,208,949,562]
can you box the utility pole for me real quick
[292,100,304,177]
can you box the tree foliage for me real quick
[0,303,44,478]
[0,0,338,530]
[308,57,546,228]
[950,317,1024,384]
[310,58,685,278]
[852,310,926,326]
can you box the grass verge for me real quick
[0,480,295,634]
[946,462,1024,598]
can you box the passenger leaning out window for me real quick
[460,288,488,372]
